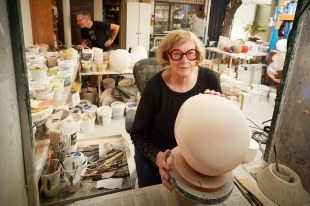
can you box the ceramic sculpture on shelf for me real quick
[276,39,287,53]
[131,45,148,59]
[174,94,251,176]
[109,49,130,72]
[129,52,141,68]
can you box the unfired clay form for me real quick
[174,94,250,176]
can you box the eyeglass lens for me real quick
[169,49,198,61]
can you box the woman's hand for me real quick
[203,89,225,97]
[156,150,173,191]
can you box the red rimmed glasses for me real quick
[168,49,199,61]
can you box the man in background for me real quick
[76,10,119,51]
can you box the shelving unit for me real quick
[270,0,297,50]
[103,0,121,45]
[206,47,268,71]
[79,67,133,98]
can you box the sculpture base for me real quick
[167,147,233,205]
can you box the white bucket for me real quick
[31,55,46,66]
[251,90,262,104]
[33,87,55,100]
[45,109,71,132]
[125,102,137,113]
[81,47,94,62]
[30,67,48,83]
[61,119,80,153]
[32,105,53,136]
[57,69,72,87]
[111,101,125,119]
[243,138,260,163]
[82,104,98,114]
[258,84,270,101]
[50,82,64,102]
[37,44,49,53]
[80,113,96,133]
[269,92,276,106]
[26,45,40,54]
[96,106,112,126]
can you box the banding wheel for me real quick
[167,147,233,205]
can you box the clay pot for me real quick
[174,94,250,176]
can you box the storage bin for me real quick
[32,105,53,137]
[111,101,125,119]
[80,113,96,133]
[96,106,112,126]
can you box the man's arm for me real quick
[77,39,89,50]
[104,23,120,47]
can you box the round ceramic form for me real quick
[175,94,250,176]
[109,49,130,72]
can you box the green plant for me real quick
[243,22,266,38]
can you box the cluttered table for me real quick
[69,160,277,206]
[40,135,133,206]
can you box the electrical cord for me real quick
[246,118,270,149]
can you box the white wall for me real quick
[21,0,33,47]
[230,4,257,40]
[94,0,103,21]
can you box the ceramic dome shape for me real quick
[174,94,251,176]
[109,49,130,72]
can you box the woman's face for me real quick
[168,41,198,78]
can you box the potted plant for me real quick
[243,22,266,41]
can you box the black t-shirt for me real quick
[130,67,222,165]
[81,21,111,51]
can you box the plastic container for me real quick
[111,101,125,119]
[243,138,259,163]
[33,87,55,100]
[96,106,112,126]
[30,66,48,82]
[259,84,270,101]
[40,159,61,198]
[250,90,262,104]
[82,103,98,114]
[26,45,40,54]
[81,63,92,73]
[61,119,80,153]
[125,102,137,113]
[269,92,276,106]
[81,47,94,62]
[80,113,96,133]
[31,105,53,136]
[62,156,83,193]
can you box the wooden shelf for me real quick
[276,14,295,29]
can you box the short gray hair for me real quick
[75,11,91,19]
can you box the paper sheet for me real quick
[96,178,123,189]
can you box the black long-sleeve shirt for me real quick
[130,66,222,165]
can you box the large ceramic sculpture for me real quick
[131,45,148,59]
[109,49,130,72]
[175,94,251,176]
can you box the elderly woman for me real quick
[130,30,222,190]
